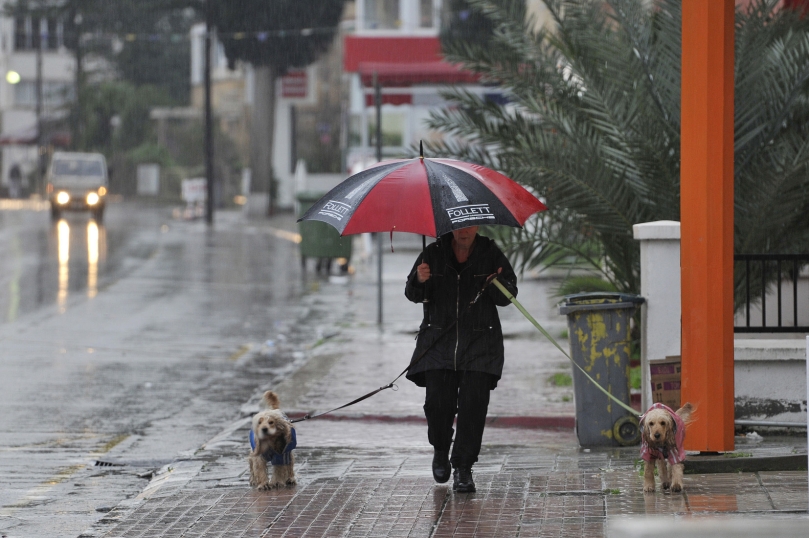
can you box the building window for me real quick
[363,0,400,30]
[420,0,435,28]
[14,16,29,50]
[14,81,74,109]
[14,16,63,51]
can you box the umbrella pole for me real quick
[377,232,383,325]
[374,72,383,326]
[422,235,429,318]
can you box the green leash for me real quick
[491,278,640,417]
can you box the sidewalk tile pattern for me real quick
[97,467,809,537]
[93,432,809,538]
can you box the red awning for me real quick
[345,35,479,87]
[358,61,480,87]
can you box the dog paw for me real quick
[286,478,297,486]
[670,483,682,493]
[662,481,671,490]
[643,485,656,493]
[258,482,273,491]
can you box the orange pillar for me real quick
[680,0,735,452]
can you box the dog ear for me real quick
[263,391,280,409]
[639,416,650,444]
[676,402,695,425]
[665,416,677,446]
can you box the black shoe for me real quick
[452,467,475,493]
[432,450,451,483]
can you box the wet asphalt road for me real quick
[0,201,315,537]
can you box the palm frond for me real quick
[429,0,809,303]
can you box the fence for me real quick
[734,254,809,333]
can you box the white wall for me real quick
[633,221,682,410]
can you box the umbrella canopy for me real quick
[298,156,546,238]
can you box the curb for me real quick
[685,454,808,474]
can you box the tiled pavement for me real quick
[86,416,809,538]
[82,229,809,537]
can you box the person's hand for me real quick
[485,267,503,285]
[417,262,431,283]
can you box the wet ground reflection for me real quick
[55,218,106,312]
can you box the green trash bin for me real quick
[296,191,352,273]
[558,292,645,447]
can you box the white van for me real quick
[46,152,109,221]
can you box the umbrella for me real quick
[298,145,546,238]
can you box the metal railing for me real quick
[734,254,809,333]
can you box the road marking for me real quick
[227,344,252,361]
[0,200,49,211]
[267,226,302,244]
[0,433,130,516]
[7,234,20,322]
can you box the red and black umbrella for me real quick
[298,151,546,237]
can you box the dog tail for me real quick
[263,390,280,410]
[676,402,695,425]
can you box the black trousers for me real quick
[423,369,495,469]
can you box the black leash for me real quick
[290,320,457,423]
[290,271,499,424]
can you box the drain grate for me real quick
[93,458,173,468]
[95,460,126,467]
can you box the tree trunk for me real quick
[249,64,277,216]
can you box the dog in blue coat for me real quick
[248,391,297,490]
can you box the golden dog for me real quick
[248,391,297,490]
[640,402,694,493]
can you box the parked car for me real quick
[46,152,108,221]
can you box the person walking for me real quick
[404,225,517,493]
[8,164,21,199]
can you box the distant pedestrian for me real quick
[404,225,518,493]
[8,164,21,199]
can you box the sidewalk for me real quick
[82,224,808,538]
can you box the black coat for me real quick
[404,234,518,388]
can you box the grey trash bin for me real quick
[558,292,645,447]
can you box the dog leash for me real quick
[289,320,457,423]
[289,271,501,424]
[490,278,640,417]
[291,275,639,423]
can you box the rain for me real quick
[0,1,808,537]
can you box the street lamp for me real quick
[6,71,20,85]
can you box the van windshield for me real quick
[53,159,104,177]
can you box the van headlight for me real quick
[56,191,70,205]
[86,192,100,206]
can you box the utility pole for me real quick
[204,0,215,225]
[73,12,83,150]
[35,15,44,195]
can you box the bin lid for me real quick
[558,292,644,315]
[563,292,645,304]
[296,190,327,203]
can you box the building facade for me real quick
[0,3,75,196]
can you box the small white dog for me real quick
[248,391,297,490]
[640,402,694,493]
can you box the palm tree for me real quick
[427,0,809,303]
